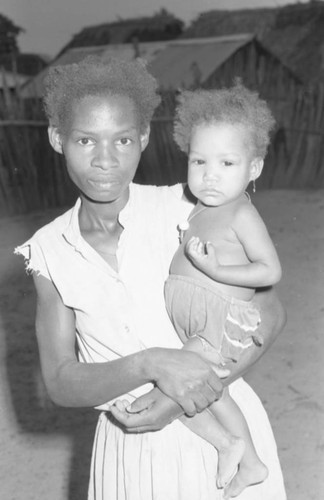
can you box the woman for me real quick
[16,55,286,499]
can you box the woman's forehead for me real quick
[64,94,140,131]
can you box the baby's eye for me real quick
[77,137,94,146]
[223,160,234,167]
[191,158,205,166]
[117,138,132,146]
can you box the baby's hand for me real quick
[185,237,219,272]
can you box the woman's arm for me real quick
[33,274,222,411]
[111,286,286,431]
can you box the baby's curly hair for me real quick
[173,81,275,158]
[43,55,161,133]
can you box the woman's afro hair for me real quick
[43,55,161,132]
[173,81,276,157]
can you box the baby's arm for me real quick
[186,204,282,288]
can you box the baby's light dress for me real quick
[15,183,286,500]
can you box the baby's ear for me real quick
[140,126,150,152]
[250,157,264,181]
[48,126,63,154]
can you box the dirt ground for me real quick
[0,189,323,500]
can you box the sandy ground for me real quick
[0,189,323,500]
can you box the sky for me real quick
[1,0,310,59]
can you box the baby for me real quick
[164,82,282,498]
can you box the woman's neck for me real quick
[79,188,129,233]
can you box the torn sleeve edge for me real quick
[14,245,48,278]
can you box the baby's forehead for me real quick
[194,119,252,134]
[192,120,257,147]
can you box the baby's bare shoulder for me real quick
[231,199,265,234]
[234,198,260,219]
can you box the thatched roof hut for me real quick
[182,1,324,84]
[57,9,184,57]
[182,8,276,40]
[0,13,23,55]
[20,40,169,98]
[148,34,300,94]
[21,34,301,104]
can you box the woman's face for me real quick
[51,94,149,204]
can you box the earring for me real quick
[252,179,256,193]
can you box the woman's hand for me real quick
[149,348,223,416]
[110,387,183,433]
[111,288,286,433]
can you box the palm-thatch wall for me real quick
[182,2,324,84]
[1,73,324,216]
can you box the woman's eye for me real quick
[118,138,132,146]
[78,138,93,146]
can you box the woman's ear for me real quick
[48,126,63,154]
[140,126,150,152]
[249,157,264,182]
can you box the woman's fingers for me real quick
[176,397,198,417]
[207,369,224,395]
[110,406,148,430]
[110,388,183,432]
[126,393,155,413]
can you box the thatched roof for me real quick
[0,13,23,55]
[149,34,255,89]
[21,34,300,98]
[21,41,170,98]
[182,8,276,39]
[262,2,324,84]
[57,9,184,57]
[182,1,324,84]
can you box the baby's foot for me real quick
[216,437,245,489]
[223,459,268,498]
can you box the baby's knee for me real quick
[184,335,209,353]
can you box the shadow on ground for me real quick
[0,209,97,500]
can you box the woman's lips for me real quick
[87,177,119,188]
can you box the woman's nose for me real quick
[92,145,117,169]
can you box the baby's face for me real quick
[187,122,258,207]
[56,94,149,204]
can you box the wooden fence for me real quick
[1,82,324,216]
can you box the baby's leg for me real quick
[180,410,245,489]
[210,388,268,498]
[182,336,245,487]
